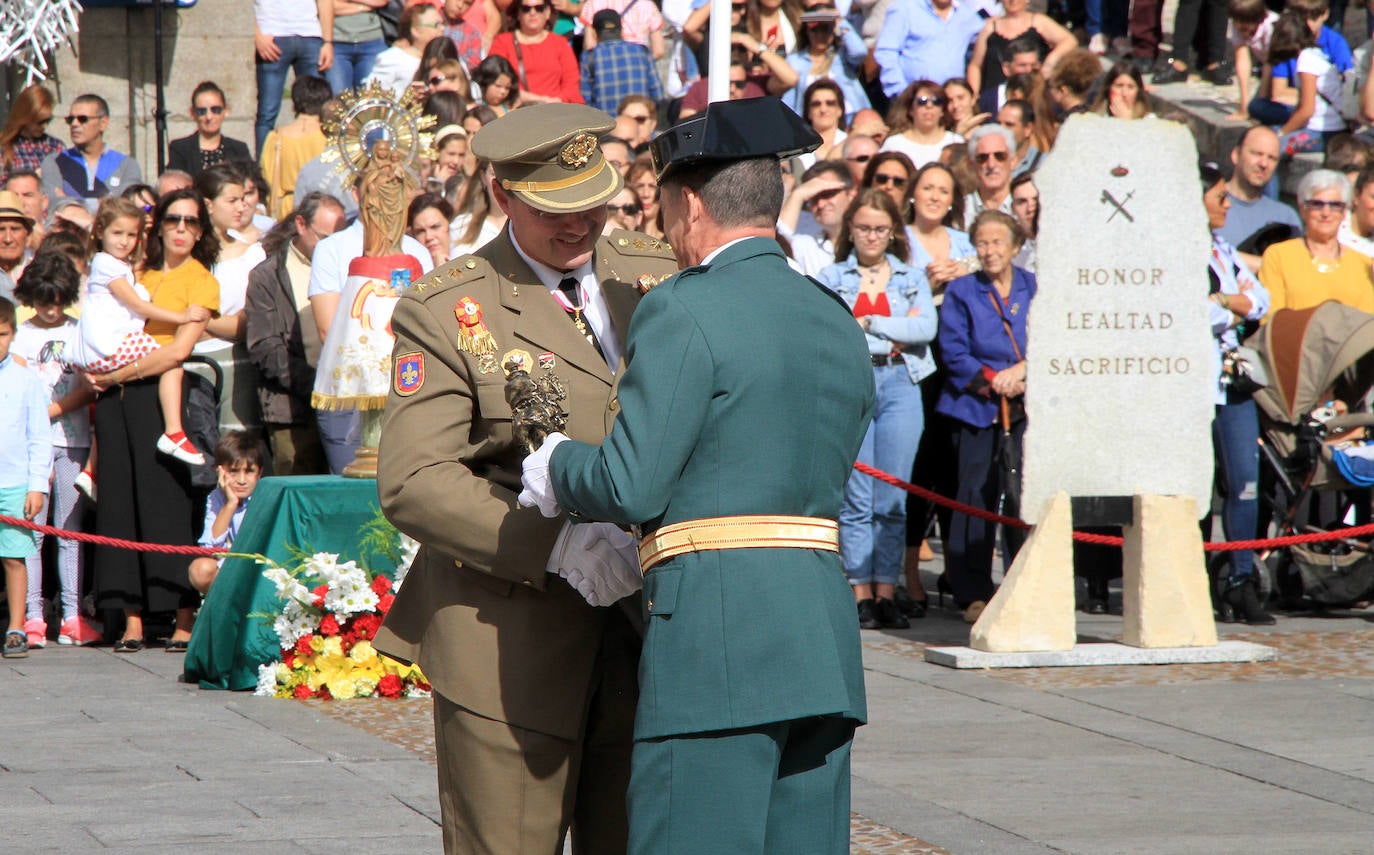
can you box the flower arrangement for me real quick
[254,513,427,700]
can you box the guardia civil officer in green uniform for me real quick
[372,103,678,855]
[518,98,877,854]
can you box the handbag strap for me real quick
[512,37,529,91]
[985,287,1024,362]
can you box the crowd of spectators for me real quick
[8,0,1374,652]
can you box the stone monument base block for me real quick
[1122,494,1218,648]
[924,640,1277,669]
[970,492,1076,653]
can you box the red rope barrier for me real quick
[851,461,1374,552]
[0,514,223,557]
[5,465,1374,557]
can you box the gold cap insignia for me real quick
[559,133,598,169]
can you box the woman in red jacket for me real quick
[489,0,584,104]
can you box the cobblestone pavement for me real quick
[318,699,950,854]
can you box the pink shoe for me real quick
[156,433,205,465]
[24,618,46,648]
[58,616,102,646]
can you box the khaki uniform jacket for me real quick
[373,227,678,740]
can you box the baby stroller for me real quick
[1248,302,1374,608]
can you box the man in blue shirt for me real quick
[875,0,984,98]
[39,95,143,214]
[1217,126,1302,270]
[580,10,664,114]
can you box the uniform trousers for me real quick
[93,380,200,614]
[627,715,857,855]
[431,606,639,855]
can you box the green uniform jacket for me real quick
[372,228,678,740]
[551,237,876,740]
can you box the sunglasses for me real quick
[974,151,1010,164]
[729,78,748,89]
[1303,199,1348,212]
[873,173,907,188]
[846,154,872,164]
[519,4,548,11]
[193,105,224,117]
[429,75,448,85]
[606,203,642,215]
[913,95,947,108]
[163,214,202,229]
[66,114,100,125]
[809,98,839,108]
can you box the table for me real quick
[183,475,395,690]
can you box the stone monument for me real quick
[966,114,1220,655]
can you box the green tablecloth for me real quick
[183,475,394,690]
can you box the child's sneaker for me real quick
[3,631,28,659]
[156,432,205,465]
[58,616,101,646]
[23,618,46,648]
[74,468,97,503]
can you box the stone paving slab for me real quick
[924,639,1277,668]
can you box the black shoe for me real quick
[874,597,911,629]
[936,572,952,608]
[1222,579,1275,625]
[1200,65,1232,85]
[893,587,927,618]
[1152,63,1188,84]
[857,599,880,630]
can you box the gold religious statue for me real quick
[358,139,417,258]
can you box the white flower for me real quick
[393,536,420,592]
[263,564,312,607]
[254,663,278,696]
[325,580,378,617]
[404,685,432,699]
[273,599,317,647]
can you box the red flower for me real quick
[371,574,393,597]
[352,613,381,640]
[312,584,328,607]
[377,674,404,698]
[377,593,395,614]
[293,684,315,699]
[282,649,297,668]
[295,634,314,656]
[317,686,333,700]
[319,614,341,637]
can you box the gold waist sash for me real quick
[638,515,839,574]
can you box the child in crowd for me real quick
[68,196,210,466]
[0,297,52,660]
[1228,0,1278,121]
[1266,11,1347,163]
[188,431,267,597]
[12,253,99,648]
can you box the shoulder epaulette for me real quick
[606,229,675,259]
[410,255,493,299]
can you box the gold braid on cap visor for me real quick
[500,157,609,194]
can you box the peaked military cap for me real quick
[649,97,822,180]
[471,103,623,213]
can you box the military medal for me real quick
[479,354,499,375]
[502,348,534,376]
[455,297,498,357]
[550,282,594,344]
[635,274,660,294]
[538,352,556,370]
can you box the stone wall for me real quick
[17,0,268,175]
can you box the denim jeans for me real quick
[1213,398,1259,581]
[840,364,924,587]
[326,38,387,94]
[1085,0,1129,38]
[255,35,323,155]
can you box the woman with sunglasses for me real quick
[881,80,963,170]
[366,5,447,98]
[965,0,1074,96]
[817,188,937,630]
[489,0,584,104]
[602,186,644,234]
[87,188,221,654]
[1259,169,1374,317]
[167,81,251,179]
[0,84,63,185]
[861,151,916,222]
[782,5,869,124]
[412,37,470,99]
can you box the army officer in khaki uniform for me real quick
[520,98,876,853]
[372,103,678,855]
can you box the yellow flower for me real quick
[349,640,378,664]
[320,636,344,658]
[310,635,325,653]
[354,676,379,697]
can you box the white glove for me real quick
[518,432,569,518]
[547,520,643,607]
